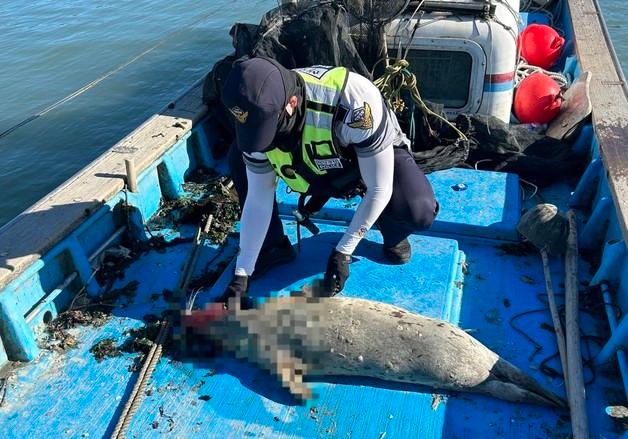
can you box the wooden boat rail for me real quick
[568,0,628,243]
[0,80,207,292]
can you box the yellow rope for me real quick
[373,59,468,141]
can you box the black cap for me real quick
[222,58,286,153]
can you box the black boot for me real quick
[251,235,297,279]
[383,238,411,264]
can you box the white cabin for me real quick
[387,0,521,122]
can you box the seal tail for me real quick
[476,359,567,408]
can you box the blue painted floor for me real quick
[440,237,622,438]
[0,222,467,438]
[276,168,521,241]
[0,170,624,438]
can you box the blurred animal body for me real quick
[184,296,564,407]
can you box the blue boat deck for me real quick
[0,3,626,436]
[0,152,623,437]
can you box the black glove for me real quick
[323,249,351,296]
[217,274,248,305]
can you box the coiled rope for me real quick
[373,58,468,141]
[515,59,570,90]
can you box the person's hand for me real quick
[217,274,248,305]
[323,249,351,296]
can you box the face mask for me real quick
[263,59,305,152]
[275,106,293,139]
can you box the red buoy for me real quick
[514,72,563,124]
[520,24,565,69]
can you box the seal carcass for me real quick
[183,296,564,407]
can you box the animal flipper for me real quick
[275,350,313,403]
[476,358,566,407]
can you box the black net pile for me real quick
[202,1,369,106]
[341,0,408,67]
[202,1,586,186]
[460,114,586,185]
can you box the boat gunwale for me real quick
[0,78,207,291]
[567,0,628,244]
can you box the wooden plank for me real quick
[0,79,208,290]
[567,0,628,243]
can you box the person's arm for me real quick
[234,156,277,277]
[336,146,394,255]
[334,73,405,254]
[323,147,394,294]
[323,72,405,294]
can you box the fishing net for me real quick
[201,1,585,186]
[404,102,471,174]
[253,2,369,74]
[461,114,586,185]
[203,0,368,104]
[341,0,409,68]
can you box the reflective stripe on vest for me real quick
[266,66,349,194]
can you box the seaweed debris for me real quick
[121,322,162,357]
[87,321,164,367]
[45,280,140,353]
[158,405,176,432]
[45,309,110,352]
[148,169,239,244]
[90,338,122,362]
[121,322,164,371]
[44,169,239,357]
[95,238,189,287]
[95,245,135,288]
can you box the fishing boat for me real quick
[0,0,626,437]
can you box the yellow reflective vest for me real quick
[265,66,361,196]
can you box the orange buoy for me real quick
[520,24,565,70]
[514,72,563,124]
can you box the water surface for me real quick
[0,0,274,226]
